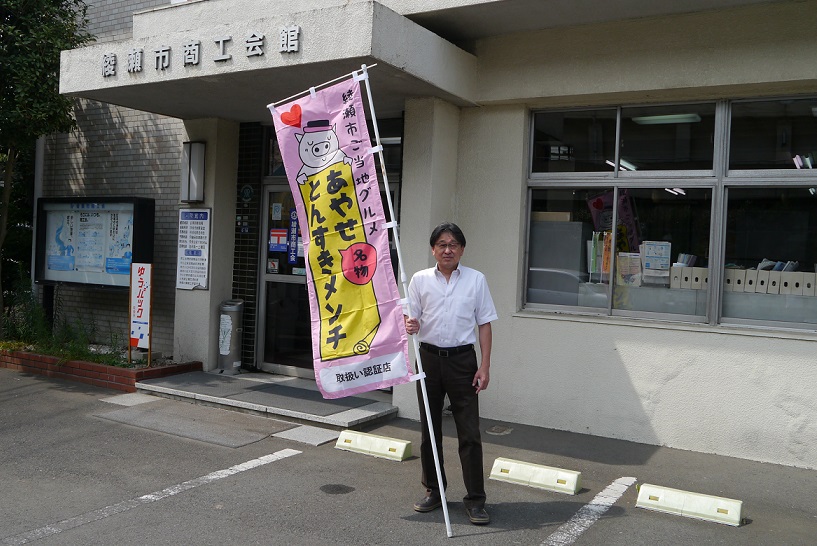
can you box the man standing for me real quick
[404,222,498,525]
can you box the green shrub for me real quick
[2,280,131,367]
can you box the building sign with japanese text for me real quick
[101,25,301,78]
[269,76,411,399]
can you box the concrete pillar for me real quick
[173,118,239,370]
[393,97,461,420]
[398,97,462,278]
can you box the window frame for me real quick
[525,97,817,332]
[726,96,817,175]
[529,106,618,180]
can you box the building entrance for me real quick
[257,185,313,377]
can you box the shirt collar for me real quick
[434,264,461,280]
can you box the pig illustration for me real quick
[295,120,352,184]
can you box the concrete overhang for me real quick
[391,0,791,47]
[59,1,477,122]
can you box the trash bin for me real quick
[218,299,244,375]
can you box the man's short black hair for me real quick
[430,222,466,248]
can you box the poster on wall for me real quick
[36,198,153,288]
[176,209,211,290]
[45,211,76,272]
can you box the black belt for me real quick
[420,343,473,357]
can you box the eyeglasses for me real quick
[434,242,461,251]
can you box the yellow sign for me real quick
[299,162,381,360]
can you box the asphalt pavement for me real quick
[1,367,815,545]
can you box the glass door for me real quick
[257,185,313,376]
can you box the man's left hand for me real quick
[473,367,489,393]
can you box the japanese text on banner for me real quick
[270,76,411,399]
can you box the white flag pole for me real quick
[358,64,454,539]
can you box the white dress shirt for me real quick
[408,264,498,347]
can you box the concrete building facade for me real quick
[51,0,817,468]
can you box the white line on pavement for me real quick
[1,449,302,546]
[542,476,637,546]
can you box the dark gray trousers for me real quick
[416,344,485,509]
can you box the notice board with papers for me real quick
[35,197,155,288]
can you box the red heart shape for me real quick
[281,104,302,127]
[592,198,603,210]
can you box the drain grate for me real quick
[485,425,513,436]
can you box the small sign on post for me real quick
[129,263,153,365]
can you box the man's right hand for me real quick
[404,316,419,335]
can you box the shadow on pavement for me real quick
[373,415,659,467]
[401,500,626,531]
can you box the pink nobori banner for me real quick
[269,77,411,399]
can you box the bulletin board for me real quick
[35,197,155,288]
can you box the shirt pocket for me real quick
[450,292,477,324]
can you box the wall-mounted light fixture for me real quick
[181,141,205,202]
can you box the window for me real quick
[611,187,711,318]
[527,188,612,309]
[721,187,817,326]
[532,109,616,173]
[620,104,716,171]
[526,186,712,320]
[526,98,817,331]
[265,127,286,177]
[730,98,817,170]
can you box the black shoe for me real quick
[466,506,490,525]
[413,492,442,512]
